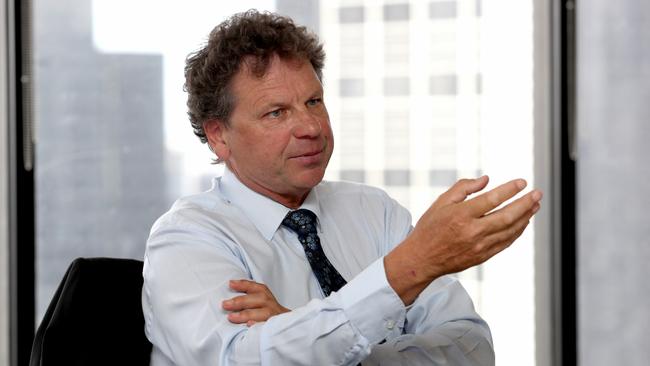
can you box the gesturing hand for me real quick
[385,176,543,305]
[222,280,290,326]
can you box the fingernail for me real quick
[532,190,542,201]
[223,300,232,307]
[516,179,527,189]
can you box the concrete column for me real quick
[577,1,650,365]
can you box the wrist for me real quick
[383,236,434,305]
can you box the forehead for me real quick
[229,55,321,101]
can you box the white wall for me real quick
[577,1,650,364]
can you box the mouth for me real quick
[290,147,326,164]
[297,149,323,158]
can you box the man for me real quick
[142,10,542,366]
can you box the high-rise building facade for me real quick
[34,0,166,318]
[319,2,536,364]
[321,0,483,217]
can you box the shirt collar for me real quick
[218,167,322,241]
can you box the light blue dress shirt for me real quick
[142,168,494,365]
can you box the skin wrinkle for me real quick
[206,55,333,209]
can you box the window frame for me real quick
[3,1,578,365]
[6,0,36,364]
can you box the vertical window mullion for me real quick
[7,0,36,364]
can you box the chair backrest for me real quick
[30,257,152,366]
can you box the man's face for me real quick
[206,55,334,207]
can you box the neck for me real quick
[227,166,309,209]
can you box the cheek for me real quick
[323,121,334,142]
[249,134,292,165]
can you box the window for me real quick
[384,3,410,22]
[430,74,458,94]
[383,77,410,96]
[430,169,458,186]
[28,1,544,365]
[339,78,365,97]
[384,169,411,186]
[339,6,364,23]
[339,169,366,183]
[430,1,457,19]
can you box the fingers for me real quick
[228,279,267,294]
[223,292,272,324]
[222,279,289,325]
[477,202,538,261]
[480,189,542,235]
[465,179,528,217]
[437,176,490,205]
[222,293,266,312]
[227,308,272,324]
[222,280,269,311]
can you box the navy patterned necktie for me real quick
[282,209,347,296]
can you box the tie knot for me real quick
[282,209,318,236]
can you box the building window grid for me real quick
[338,78,364,97]
[429,74,458,95]
[429,0,458,20]
[338,5,365,24]
[339,29,364,76]
[383,3,410,22]
[339,108,365,168]
[383,24,410,71]
[384,110,410,169]
[428,26,457,79]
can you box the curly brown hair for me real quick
[184,10,326,146]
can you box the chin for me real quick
[296,168,327,189]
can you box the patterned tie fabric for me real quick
[282,209,347,296]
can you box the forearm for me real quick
[230,259,406,365]
[362,276,494,366]
[148,257,406,366]
[384,234,437,306]
[362,320,494,366]
[230,297,374,365]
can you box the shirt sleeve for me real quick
[143,212,406,366]
[366,193,494,366]
[361,277,495,366]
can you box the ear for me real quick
[204,119,230,161]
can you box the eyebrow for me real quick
[254,86,324,112]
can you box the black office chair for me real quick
[29,257,152,366]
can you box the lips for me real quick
[290,147,325,164]
[298,149,322,158]
[291,145,324,158]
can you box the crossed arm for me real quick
[221,176,541,363]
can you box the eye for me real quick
[306,98,322,107]
[266,109,283,118]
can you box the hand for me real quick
[222,280,290,326]
[385,176,542,305]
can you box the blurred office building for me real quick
[34,0,167,317]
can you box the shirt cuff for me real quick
[335,257,406,344]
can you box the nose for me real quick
[292,109,322,139]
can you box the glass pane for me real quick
[323,2,535,363]
[33,1,538,365]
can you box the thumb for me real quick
[437,176,489,205]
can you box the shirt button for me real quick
[385,320,395,330]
